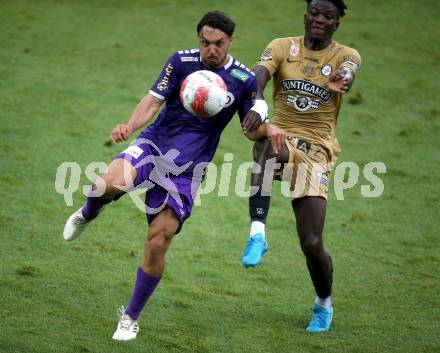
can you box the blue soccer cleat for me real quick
[241,233,268,268]
[306,304,333,333]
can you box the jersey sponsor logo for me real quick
[156,63,173,91]
[260,48,272,61]
[287,94,320,112]
[321,64,332,77]
[281,79,333,102]
[123,145,144,159]
[180,56,198,62]
[230,68,249,82]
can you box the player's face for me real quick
[198,26,233,69]
[304,0,340,41]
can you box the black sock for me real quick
[249,193,271,223]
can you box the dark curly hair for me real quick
[305,0,347,17]
[197,11,236,37]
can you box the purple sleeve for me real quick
[237,76,257,122]
[149,52,180,100]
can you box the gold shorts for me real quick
[281,135,334,200]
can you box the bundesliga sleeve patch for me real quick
[342,55,361,72]
[260,47,273,61]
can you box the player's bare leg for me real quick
[63,158,136,241]
[292,196,333,332]
[141,207,180,275]
[242,138,289,267]
[113,207,180,341]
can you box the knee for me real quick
[145,227,174,259]
[300,234,322,259]
[94,174,131,197]
[147,235,166,260]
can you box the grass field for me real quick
[1,0,440,352]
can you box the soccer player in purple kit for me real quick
[62,11,261,341]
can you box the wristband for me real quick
[340,66,355,81]
[250,99,269,122]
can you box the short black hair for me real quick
[306,0,347,17]
[197,11,236,37]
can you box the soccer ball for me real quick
[180,70,228,117]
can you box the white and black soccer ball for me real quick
[179,70,228,117]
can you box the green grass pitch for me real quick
[1,0,439,352]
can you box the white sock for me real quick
[250,221,265,237]
[315,295,332,308]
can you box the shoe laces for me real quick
[117,306,139,332]
[73,212,87,226]
[311,306,330,326]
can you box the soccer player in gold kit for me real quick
[240,0,361,332]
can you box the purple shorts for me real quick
[114,138,202,231]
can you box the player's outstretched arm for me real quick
[244,123,266,141]
[242,65,271,134]
[111,94,164,143]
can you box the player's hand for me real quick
[243,99,269,133]
[266,123,286,155]
[111,124,133,143]
[328,69,349,94]
[242,111,263,134]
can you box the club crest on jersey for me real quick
[224,92,235,108]
[287,95,319,112]
[290,42,300,57]
[321,64,332,77]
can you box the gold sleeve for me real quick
[337,47,361,73]
[254,38,285,76]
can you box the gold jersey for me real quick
[257,36,361,160]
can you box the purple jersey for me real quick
[139,49,256,174]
